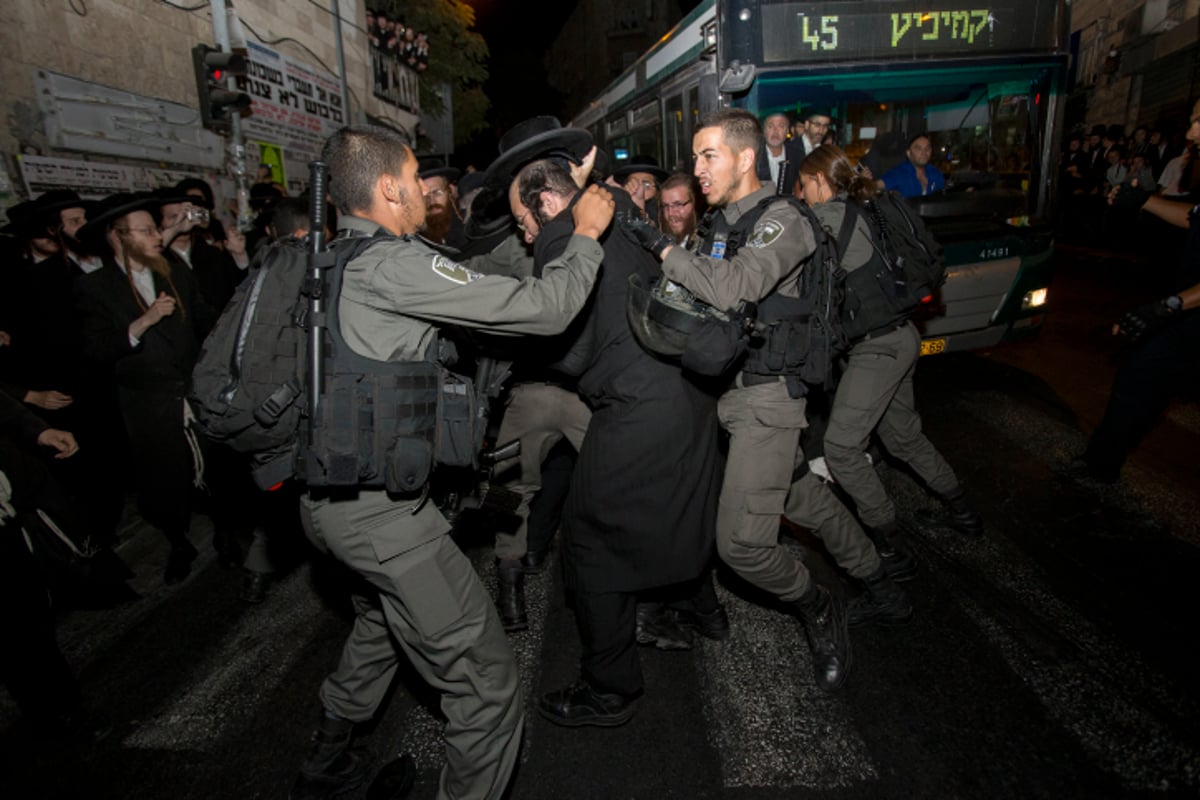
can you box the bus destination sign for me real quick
[760,1,1059,63]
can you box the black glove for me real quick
[1115,297,1179,343]
[1110,182,1153,211]
[616,210,674,259]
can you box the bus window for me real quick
[664,94,687,172]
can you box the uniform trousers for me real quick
[1084,313,1200,477]
[493,382,590,561]
[301,491,523,800]
[824,322,960,528]
[716,380,879,602]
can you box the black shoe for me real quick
[520,549,548,574]
[291,714,371,800]
[917,491,984,537]
[496,560,528,632]
[635,603,692,650]
[241,569,272,604]
[848,566,913,627]
[538,681,639,728]
[866,523,918,583]
[366,754,416,800]
[671,605,731,641]
[791,583,852,692]
[163,539,198,585]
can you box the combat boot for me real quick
[496,559,528,632]
[290,711,371,800]
[848,565,913,627]
[866,522,918,582]
[790,582,852,692]
[917,489,984,537]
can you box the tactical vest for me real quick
[694,195,845,388]
[835,201,917,341]
[300,232,485,494]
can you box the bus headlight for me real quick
[1022,288,1048,309]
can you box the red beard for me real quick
[423,203,456,243]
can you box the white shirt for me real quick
[766,148,787,187]
[118,262,157,346]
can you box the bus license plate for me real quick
[920,338,946,356]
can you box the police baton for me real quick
[306,160,329,449]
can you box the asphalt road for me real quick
[2,246,1197,799]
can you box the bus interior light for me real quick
[1022,288,1048,309]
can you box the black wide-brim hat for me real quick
[77,191,163,243]
[483,116,593,185]
[418,159,461,183]
[611,154,669,183]
[1,189,98,235]
[456,170,486,197]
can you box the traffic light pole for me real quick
[211,0,250,232]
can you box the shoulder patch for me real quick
[431,254,483,285]
[746,218,785,249]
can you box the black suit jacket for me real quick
[756,139,807,195]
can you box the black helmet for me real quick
[626,273,753,376]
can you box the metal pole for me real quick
[211,0,250,231]
[330,0,353,125]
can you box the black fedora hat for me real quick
[484,116,593,184]
[611,154,669,183]
[418,158,461,183]
[77,191,163,243]
[1,190,97,235]
[456,170,486,198]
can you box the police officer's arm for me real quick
[466,231,535,280]
[659,203,816,310]
[356,187,613,336]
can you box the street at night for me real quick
[3,245,1196,799]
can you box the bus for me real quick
[570,0,1068,354]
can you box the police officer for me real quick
[1073,101,1200,483]
[619,109,878,692]
[290,125,614,800]
[798,145,979,623]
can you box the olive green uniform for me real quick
[304,214,603,799]
[660,186,879,601]
[815,199,961,528]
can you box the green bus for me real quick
[571,0,1068,354]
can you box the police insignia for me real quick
[431,255,482,285]
[747,219,784,248]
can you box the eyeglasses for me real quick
[426,188,448,199]
[661,201,693,212]
[115,227,161,236]
[628,180,656,189]
[515,210,534,232]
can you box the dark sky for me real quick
[458,0,581,167]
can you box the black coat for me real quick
[534,188,723,594]
[167,237,243,318]
[757,140,807,195]
[75,260,214,533]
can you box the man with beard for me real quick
[288,125,613,800]
[658,172,701,247]
[757,112,806,194]
[75,193,215,584]
[418,161,466,250]
[797,106,833,156]
[612,155,668,223]
[509,126,724,727]
[159,183,247,312]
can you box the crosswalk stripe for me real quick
[122,566,324,750]
[912,522,1200,791]
[697,548,878,790]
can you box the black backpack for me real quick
[836,192,945,338]
[190,232,491,492]
[188,236,367,488]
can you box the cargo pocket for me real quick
[392,538,467,638]
[728,487,789,549]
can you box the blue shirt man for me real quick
[881,134,945,198]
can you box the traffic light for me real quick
[192,44,252,134]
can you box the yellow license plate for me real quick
[920,338,946,356]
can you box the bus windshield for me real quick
[748,59,1058,221]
